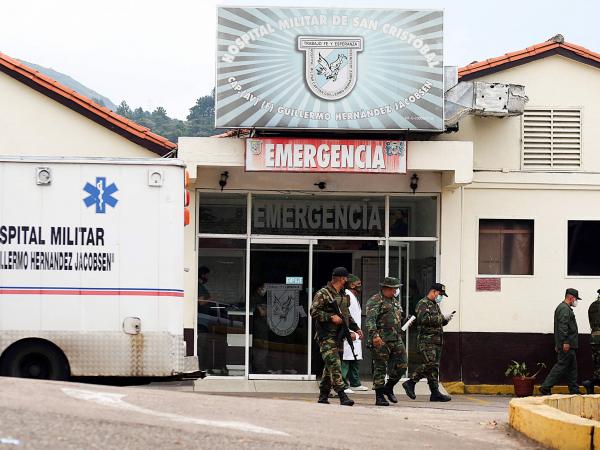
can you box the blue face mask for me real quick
[435,295,444,303]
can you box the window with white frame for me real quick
[567,220,600,276]
[522,108,582,169]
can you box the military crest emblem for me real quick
[298,36,363,101]
[266,284,300,337]
[385,141,406,157]
[248,139,262,156]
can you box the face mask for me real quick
[435,295,444,304]
[573,299,579,307]
[395,288,400,297]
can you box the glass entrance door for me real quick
[387,240,438,374]
[249,239,313,379]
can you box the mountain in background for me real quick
[18,59,219,143]
[20,59,118,111]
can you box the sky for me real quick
[1,0,597,119]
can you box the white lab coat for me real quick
[343,290,363,360]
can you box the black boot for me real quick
[429,381,451,402]
[337,389,354,406]
[402,379,417,400]
[318,387,330,404]
[384,379,399,403]
[375,388,390,406]
[583,379,595,395]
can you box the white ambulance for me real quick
[0,156,196,379]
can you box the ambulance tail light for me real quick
[184,169,190,226]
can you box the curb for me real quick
[443,382,594,396]
[509,395,600,449]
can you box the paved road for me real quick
[0,377,544,449]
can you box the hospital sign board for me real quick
[245,138,406,174]
[216,7,444,131]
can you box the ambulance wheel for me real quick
[0,340,70,380]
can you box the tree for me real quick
[116,101,132,119]
[186,90,218,137]
[114,89,221,143]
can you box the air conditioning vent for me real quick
[522,108,581,169]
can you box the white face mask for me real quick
[395,288,400,297]
[435,294,444,304]
[573,299,579,307]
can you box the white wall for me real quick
[0,71,156,158]
[438,55,600,172]
[460,186,600,334]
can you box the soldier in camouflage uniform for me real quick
[402,282,453,402]
[583,290,600,394]
[310,267,363,406]
[366,276,408,406]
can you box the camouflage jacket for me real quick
[415,297,448,346]
[310,282,358,341]
[365,292,404,344]
[589,299,600,332]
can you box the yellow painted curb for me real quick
[442,381,465,395]
[509,395,600,450]
[441,382,595,396]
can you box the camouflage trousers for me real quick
[410,342,442,389]
[370,340,408,389]
[592,343,600,379]
[318,337,344,392]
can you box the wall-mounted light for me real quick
[36,167,52,185]
[219,171,229,191]
[410,173,419,194]
[148,169,163,186]
[314,181,326,190]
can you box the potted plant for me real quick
[505,360,546,397]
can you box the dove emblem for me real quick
[298,36,363,101]
[266,284,300,336]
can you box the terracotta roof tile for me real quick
[458,38,600,79]
[0,52,176,154]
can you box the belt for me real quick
[592,331,600,336]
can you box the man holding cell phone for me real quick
[402,282,454,402]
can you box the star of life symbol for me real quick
[266,284,300,337]
[298,36,363,101]
[83,177,118,214]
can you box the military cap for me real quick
[565,288,581,300]
[332,267,349,277]
[380,276,402,288]
[430,282,448,297]
[347,274,361,284]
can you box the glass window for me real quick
[389,196,437,237]
[197,238,246,376]
[251,195,385,237]
[198,193,247,234]
[478,219,534,275]
[568,221,600,276]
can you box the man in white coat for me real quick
[342,274,369,393]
